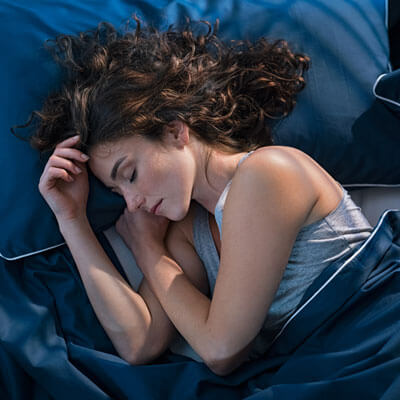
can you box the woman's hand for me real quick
[116,207,170,257]
[38,135,90,224]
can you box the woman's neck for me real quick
[191,145,247,215]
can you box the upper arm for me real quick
[207,148,318,361]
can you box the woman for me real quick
[21,17,372,375]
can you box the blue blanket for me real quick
[1,209,400,399]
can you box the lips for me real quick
[150,200,162,214]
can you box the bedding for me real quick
[1,210,400,399]
[0,0,392,260]
[1,1,400,399]
[388,0,400,69]
[105,184,400,362]
[340,66,400,187]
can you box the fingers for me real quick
[54,147,90,163]
[40,135,91,193]
[39,165,74,194]
[56,135,81,149]
[54,135,90,159]
[47,166,75,183]
[43,135,90,174]
[46,155,83,176]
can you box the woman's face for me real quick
[88,124,196,221]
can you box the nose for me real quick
[125,193,145,213]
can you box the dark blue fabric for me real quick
[388,0,400,69]
[0,0,390,260]
[346,67,400,186]
[374,68,400,113]
[1,210,400,399]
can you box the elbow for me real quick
[123,343,165,365]
[206,359,237,376]
[123,350,148,366]
[119,334,169,365]
[203,337,254,376]
[119,323,176,365]
[203,344,244,376]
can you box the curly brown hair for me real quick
[13,16,310,155]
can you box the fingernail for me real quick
[81,154,90,160]
[75,166,82,173]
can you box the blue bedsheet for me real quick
[1,209,400,399]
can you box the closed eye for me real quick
[111,188,122,196]
[130,169,136,183]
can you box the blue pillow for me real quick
[0,0,390,260]
[373,68,400,113]
[342,67,400,188]
[269,0,392,185]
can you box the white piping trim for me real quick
[343,183,400,188]
[373,72,400,108]
[270,209,394,345]
[0,241,65,261]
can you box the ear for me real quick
[162,120,190,149]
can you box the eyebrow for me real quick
[110,156,127,181]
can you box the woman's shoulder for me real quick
[244,145,317,169]
[234,145,320,189]
[231,145,344,229]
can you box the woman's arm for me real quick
[37,135,180,364]
[133,148,319,375]
[163,212,256,371]
[59,217,178,364]
[60,208,210,364]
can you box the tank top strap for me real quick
[214,151,255,235]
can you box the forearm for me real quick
[135,244,219,364]
[58,217,156,363]
[136,246,251,374]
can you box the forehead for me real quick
[90,140,125,159]
[87,139,130,178]
[89,135,158,159]
[88,135,159,176]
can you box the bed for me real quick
[1,0,400,398]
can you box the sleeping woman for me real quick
[21,17,373,375]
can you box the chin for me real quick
[167,203,190,222]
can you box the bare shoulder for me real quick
[239,145,327,177]
[232,145,344,228]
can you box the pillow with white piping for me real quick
[0,0,392,261]
[373,68,400,113]
[337,67,400,188]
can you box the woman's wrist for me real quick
[57,214,90,235]
[133,240,167,271]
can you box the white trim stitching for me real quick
[0,242,65,261]
[373,73,400,108]
[270,209,393,345]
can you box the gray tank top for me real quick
[192,152,373,359]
